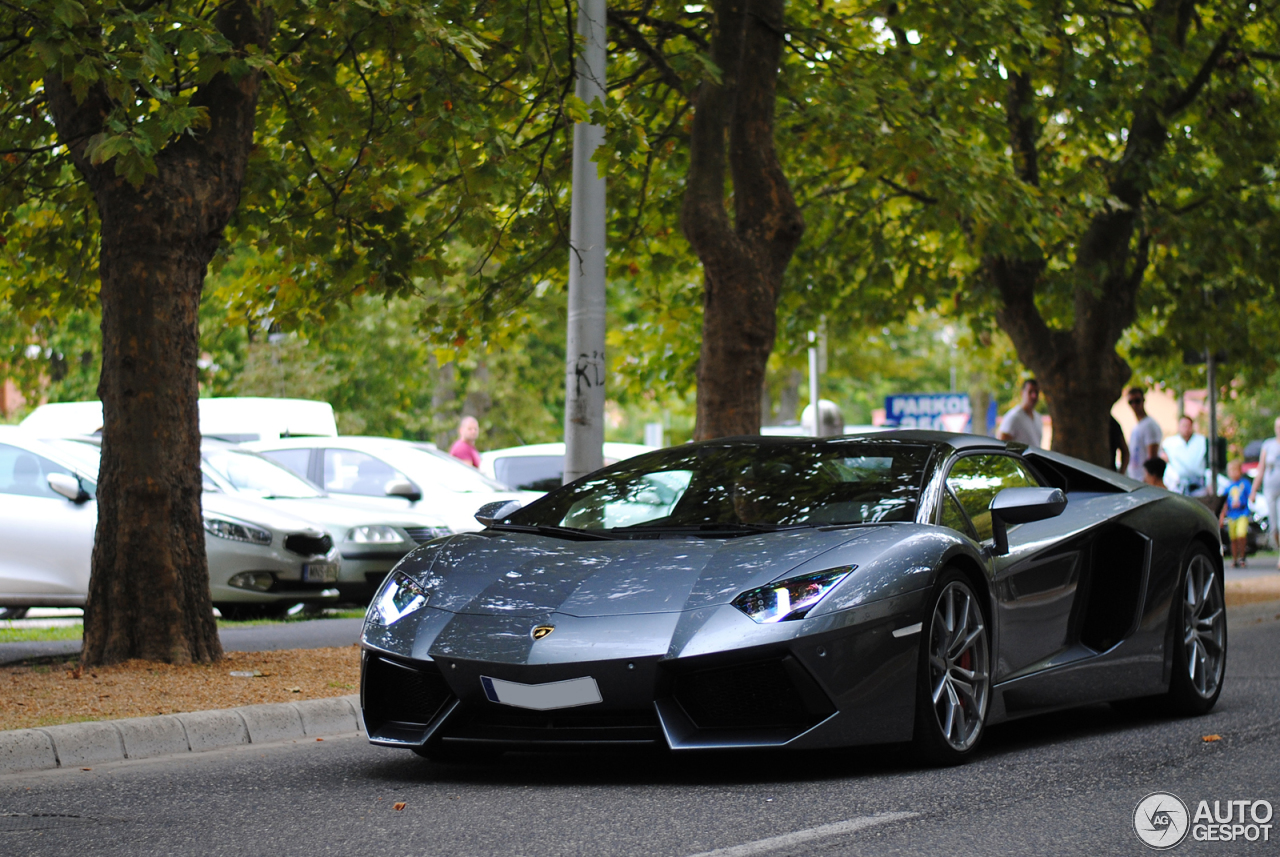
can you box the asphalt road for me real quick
[3,604,1278,857]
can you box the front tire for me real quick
[913,570,991,765]
[0,607,30,620]
[1168,545,1226,715]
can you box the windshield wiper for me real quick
[612,522,813,537]
[487,522,615,541]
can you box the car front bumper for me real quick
[359,588,928,753]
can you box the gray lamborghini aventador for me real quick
[359,431,1226,764]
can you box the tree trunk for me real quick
[682,0,803,440]
[45,2,270,665]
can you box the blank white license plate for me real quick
[480,675,602,710]
[302,561,338,583]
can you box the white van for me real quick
[20,398,338,442]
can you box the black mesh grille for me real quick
[441,707,662,745]
[284,532,334,557]
[674,659,820,730]
[363,657,453,728]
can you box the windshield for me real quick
[389,445,509,493]
[509,441,934,533]
[203,448,324,499]
[43,439,103,481]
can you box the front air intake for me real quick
[673,657,834,730]
[284,532,334,557]
[362,656,453,730]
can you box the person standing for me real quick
[1249,416,1280,563]
[1161,415,1208,495]
[996,379,1043,447]
[1125,387,1163,482]
[1221,459,1252,568]
[449,415,482,468]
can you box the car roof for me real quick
[689,429,1008,452]
[482,442,656,459]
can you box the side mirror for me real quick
[384,478,422,502]
[475,499,523,527]
[989,487,1067,555]
[48,472,90,504]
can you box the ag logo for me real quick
[1134,792,1190,849]
[531,625,555,640]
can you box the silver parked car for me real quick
[246,436,533,533]
[0,428,342,619]
[49,437,454,607]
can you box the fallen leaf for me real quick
[1202,734,1222,742]
[288,686,301,693]
[393,802,406,811]
[81,767,92,771]
[229,671,255,677]
[316,738,324,742]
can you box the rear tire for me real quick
[913,570,991,765]
[0,607,29,620]
[1167,545,1227,715]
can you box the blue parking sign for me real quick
[884,393,972,432]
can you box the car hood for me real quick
[201,492,327,536]
[399,528,873,618]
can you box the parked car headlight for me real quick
[731,566,854,624]
[347,525,406,544]
[203,516,273,546]
[368,572,428,626]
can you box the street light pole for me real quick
[807,330,820,437]
[1207,344,1219,494]
[563,0,607,484]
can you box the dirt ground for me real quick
[1,645,360,731]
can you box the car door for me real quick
[943,453,1084,681]
[0,442,96,601]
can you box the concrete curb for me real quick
[0,694,363,776]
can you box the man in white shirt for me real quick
[1161,415,1208,494]
[1125,387,1164,482]
[1249,417,1280,561]
[996,379,1043,447]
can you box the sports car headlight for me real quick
[203,516,272,546]
[731,566,854,624]
[368,572,428,626]
[347,525,405,544]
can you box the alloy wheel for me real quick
[1183,553,1225,699]
[928,580,990,752]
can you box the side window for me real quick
[323,449,404,496]
[0,443,80,499]
[945,454,1040,542]
[262,448,312,481]
[939,489,975,538]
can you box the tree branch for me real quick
[1163,26,1235,117]
[609,11,686,92]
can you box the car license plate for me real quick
[480,675,602,710]
[302,561,338,583]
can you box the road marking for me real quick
[684,812,918,857]
[892,622,922,638]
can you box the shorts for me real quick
[1228,516,1250,540]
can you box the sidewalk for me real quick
[0,695,363,775]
